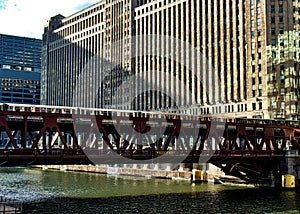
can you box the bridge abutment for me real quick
[280,150,300,188]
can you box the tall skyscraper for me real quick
[42,0,300,120]
[264,0,300,120]
[0,34,42,104]
[41,2,135,109]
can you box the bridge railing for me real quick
[0,103,299,128]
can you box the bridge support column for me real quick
[192,163,224,182]
[281,150,300,185]
[178,163,192,171]
[272,150,300,188]
[77,134,82,147]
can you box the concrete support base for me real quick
[281,150,300,188]
[36,163,226,182]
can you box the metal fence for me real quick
[0,196,22,214]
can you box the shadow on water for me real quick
[22,188,300,214]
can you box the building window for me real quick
[279,27,284,34]
[280,39,284,46]
[271,5,275,13]
[271,39,276,46]
[279,16,284,22]
[258,29,261,37]
[2,65,11,69]
[258,41,261,48]
[257,8,261,14]
[257,19,261,26]
[279,5,283,13]
[271,17,275,23]
[280,64,284,71]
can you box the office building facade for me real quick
[264,0,300,120]
[134,0,248,114]
[0,34,42,104]
[42,0,300,120]
[42,1,135,109]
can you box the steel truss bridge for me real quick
[0,103,300,182]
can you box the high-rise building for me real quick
[264,0,300,120]
[134,0,248,114]
[41,2,134,109]
[0,34,42,104]
[42,0,300,120]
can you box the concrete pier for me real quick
[280,150,300,188]
[38,163,225,182]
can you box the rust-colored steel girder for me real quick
[0,106,299,168]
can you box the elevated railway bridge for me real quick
[0,103,300,183]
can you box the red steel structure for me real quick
[0,103,299,182]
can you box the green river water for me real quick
[0,167,299,213]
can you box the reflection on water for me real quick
[0,167,227,201]
[0,167,299,213]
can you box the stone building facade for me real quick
[264,0,300,120]
[42,0,300,120]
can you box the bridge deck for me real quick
[0,103,299,181]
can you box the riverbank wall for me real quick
[37,163,224,182]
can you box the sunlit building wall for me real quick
[264,0,300,120]
[134,0,300,119]
[134,0,248,115]
[42,1,140,109]
[42,0,300,120]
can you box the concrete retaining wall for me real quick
[36,163,224,182]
